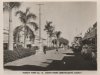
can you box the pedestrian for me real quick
[56,47,58,52]
[43,45,47,54]
[55,45,59,54]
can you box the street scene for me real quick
[3,2,97,71]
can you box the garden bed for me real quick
[4,46,38,64]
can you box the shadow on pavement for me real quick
[47,53,97,70]
[4,65,46,71]
[4,52,97,71]
[63,53,75,55]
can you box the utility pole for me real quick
[37,4,44,52]
[37,4,44,43]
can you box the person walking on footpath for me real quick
[43,42,47,54]
[43,45,47,54]
[55,44,59,54]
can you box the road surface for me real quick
[4,48,97,71]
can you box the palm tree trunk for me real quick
[47,34,49,47]
[47,35,48,47]
[50,37,52,47]
[49,37,50,47]
[50,37,51,47]
[57,38,59,48]
[24,26,26,48]
[8,9,13,51]
[15,34,18,47]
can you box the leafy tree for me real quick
[59,37,69,47]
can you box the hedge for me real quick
[4,46,38,64]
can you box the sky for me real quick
[4,2,97,44]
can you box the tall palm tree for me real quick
[15,8,38,48]
[55,31,61,38]
[44,21,54,47]
[55,31,61,47]
[52,39,57,47]
[3,2,21,50]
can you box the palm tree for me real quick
[44,21,54,47]
[15,8,38,48]
[55,31,61,47]
[49,30,55,47]
[3,2,21,50]
[52,39,57,47]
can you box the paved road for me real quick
[4,48,97,71]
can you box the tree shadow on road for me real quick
[4,52,97,71]
[47,52,97,70]
[4,65,46,71]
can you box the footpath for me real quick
[4,48,74,70]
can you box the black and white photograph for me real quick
[3,1,97,71]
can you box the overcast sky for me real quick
[4,2,97,44]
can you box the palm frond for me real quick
[46,21,52,25]
[13,25,23,43]
[3,2,9,11]
[3,2,21,11]
[27,13,36,20]
[44,21,55,38]
[24,25,35,41]
[14,26,22,34]
[15,10,24,16]
[25,8,30,15]
[44,21,54,32]
[55,31,61,38]
[28,22,38,30]
[19,16,26,24]
[16,11,27,24]
[9,2,21,9]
